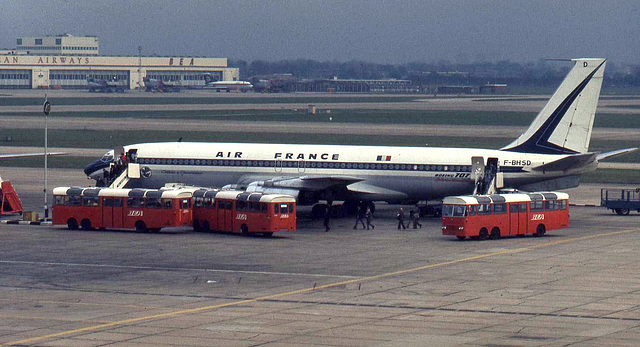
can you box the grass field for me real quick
[5,108,638,129]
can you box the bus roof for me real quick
[259,195,296,203]
[443,191,569,205]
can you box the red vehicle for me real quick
[192,189,296,237]
[53,187,193,232]
[441,192,569,240]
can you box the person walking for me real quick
[410,209,422,229]
[397,207,407,230]
[353,204,366,229]
[365,206,374,230]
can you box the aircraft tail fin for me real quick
[501,58,606,154]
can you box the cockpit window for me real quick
[100,150,114,163]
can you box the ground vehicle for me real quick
[52,187,193,232]
[441,192,569,240]
[87,78,127,93]
[192,189,296,237]
[601,188,640,215]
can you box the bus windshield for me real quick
[442,204,467,217]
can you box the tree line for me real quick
[230,59,640,88]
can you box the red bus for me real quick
[53,187,193,232]
[441,192,569,240]
[192,189,296,237]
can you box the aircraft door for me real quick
[298,160,305,173]
[275,158,282,172]
[471,157,485,195]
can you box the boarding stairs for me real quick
[108,163,140,189]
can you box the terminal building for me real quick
[0,34,239,89]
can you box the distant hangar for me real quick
[0,34,239,89]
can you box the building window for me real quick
[56,38,61,45]
[17,39,22,45]
[35,39,42,45]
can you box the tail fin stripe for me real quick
[503,60,605,154]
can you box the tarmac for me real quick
[1,168,640,346]
[1,91,639,346]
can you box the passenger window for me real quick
[162,199,172,209]
[530,201,544,211]
[519,203,527,212]
[467,205,476,216]
[54,196,64,205]
[510,204,519,213]
[477,203,492,215]
[261,203,267,213]
[289,204,295,214]
[493,203,506,214]
[274,204,279,214]
[559,200,567,210]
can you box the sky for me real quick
[1,0,638,64]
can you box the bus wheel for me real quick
[456,236,466,241]
[262,232,274,237]
[490,227,500,240]
[535,224,546,237]
[193,220,201,232]
[80,219,92,230]
[615,208,630,215]
[67,218,79,230]
[135,221,147,233]
[241,224,249,236]
[478,228,488,240]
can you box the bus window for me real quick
[127,197,144,208]
[559,200,567,210]
[530,201,544,211]
[162,199,172,209]
[54,195,64,205]
[66,196,82,206]
[519,203,527,212]
[103,198,123,207]
[237,200,247,211]
[145,198,162,208]
[193,197,203,207]
[261,203,267,213]
[509,204,519,213]
[442,205,453,217]
[468,205,476,216]
[453,205,466,217]
[493,203,507,214]
[180,199,190,209]
[477,203,492,215]
[274,204,280,214]
[289,204,295,214]
[280,204,288,213]
[545,200,558,211]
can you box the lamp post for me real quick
[43,96,51,220]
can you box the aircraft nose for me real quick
[84,159,110,177]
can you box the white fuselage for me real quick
[88,142,587,202]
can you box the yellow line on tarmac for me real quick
[4,228,638,346]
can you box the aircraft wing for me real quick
[530,153,598,172]
[0,152,67,159]
[239,174,406,202]
[596,148,638,161]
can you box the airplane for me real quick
[142,77,181,93]
[87,77,127,93]
[83,58,636,214]
[202,74,253,92]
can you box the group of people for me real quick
[323,201,423,232]
[395,207,422,230]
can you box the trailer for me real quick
[601,188,640,215]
